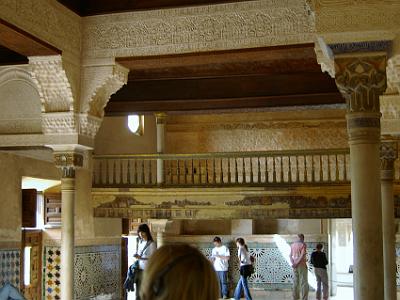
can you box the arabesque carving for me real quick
[81,62,129,118]
[29,55,74,113]
[82,0,315,58]
[387,55,400,94]
[380,140,398,177]
[335,55,387,114]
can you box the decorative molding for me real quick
[82,0,315,59]
[29,55,74,113]
[93,194,352,219]
[42,112,102,139]
[329,40,392,55]
[335,55,387,113]
[81,63,129,119]
[314,39,335,77]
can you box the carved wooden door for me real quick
[22,230,42,300]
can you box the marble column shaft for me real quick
[335,54,387,300]
[55,152,83,300]
[380,140,398,300]
[155,113,167,185]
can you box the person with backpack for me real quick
[133,224,157,300]
[233,237,253,300]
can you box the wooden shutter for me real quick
[44,193,61,225]
[22,189,37,228]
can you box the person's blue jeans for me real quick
[216,271,229,297]
[234,275,252,300]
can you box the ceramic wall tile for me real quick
[0,249,20,288]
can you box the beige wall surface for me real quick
[0,152,60,242]
[166,110,348,153]
[95,115,157,155]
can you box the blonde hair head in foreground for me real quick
[140,243,219,300]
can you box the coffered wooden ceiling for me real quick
[107,44,344,115]
[57,0,248,16]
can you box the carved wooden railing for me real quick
[92,149,355,188]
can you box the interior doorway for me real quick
[330,219,354,296]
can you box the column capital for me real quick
[54,152,84,178]
[155,112,168,125]
[380,138,398,180]
[335,54,387,113]
[333,54,388,143]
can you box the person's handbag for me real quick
[123,240,151,291]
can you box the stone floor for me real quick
[222,287,353,300]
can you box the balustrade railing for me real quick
[93,149,352,187]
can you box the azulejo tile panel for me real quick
[43,245,121,300]
[0,249,20,288]
[44,247,61,300]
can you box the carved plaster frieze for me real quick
[42,112,102,139]
[82,0,315,58]
[387,55,400,94]
[381,94,400,120]
[307,1,400,37]
[81,62,128,118]
[0,0,81,58]
[29,55,74,113]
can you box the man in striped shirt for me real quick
[290,233,309,300]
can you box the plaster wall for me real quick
[0,152,59,242]
[166,110,348,153]
[254,219,323,234]
[95,115,156,155]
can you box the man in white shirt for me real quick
[211,236,230,299]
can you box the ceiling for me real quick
[107,44,344,115]
[57,0,248,16]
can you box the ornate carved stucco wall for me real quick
[166,109,348,153]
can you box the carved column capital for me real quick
[54,152,84,178]
[334,54,388,142]
[380,138,398,181]
[155,112,168,125]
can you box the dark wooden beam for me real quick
[58,0,252,16]
[0,19,60,57]
[105,93,344,115]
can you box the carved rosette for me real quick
[335,55,387,141]
[29,55,74,113]
[54,152,84,178]
[380,139,398,180]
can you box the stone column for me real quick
[54,152,83,300]
[155,113,167,185]
[335,54,387,300]
[380,138,398,300]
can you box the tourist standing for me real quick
[233,238,253,300]
[290,233,309,300]
[134,223,157,300]
[311,243,329,300]
[211,236,230,299]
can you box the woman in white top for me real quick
[134,223,157,300]
[234,238,253,300]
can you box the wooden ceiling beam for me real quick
[105,93,344,115]
[0,19,60,57]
